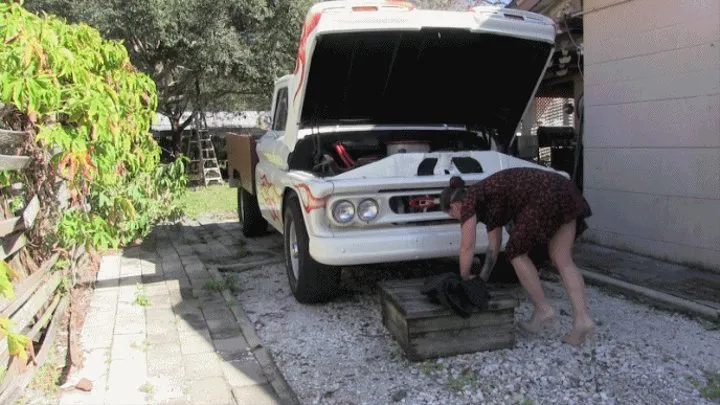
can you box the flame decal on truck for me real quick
[258,174,282,222]
[295,183,328,213]
[294,11,323,102]
[388,1,416,10]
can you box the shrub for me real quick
[0,1,187,360]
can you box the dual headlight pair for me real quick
[331,199,379,224]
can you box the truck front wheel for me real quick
[283,195,341,304]
[238,187,267,237]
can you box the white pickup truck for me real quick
[226,0,561,303]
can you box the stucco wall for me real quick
[582,0,720,270]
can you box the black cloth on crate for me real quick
[420,273,492,318]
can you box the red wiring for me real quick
[334,143,355,168]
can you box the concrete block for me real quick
[179,329,216,355]
[115,303,147,335]
[222,356,267,388]
[187,377,234,405]
[110,333,147,361]
[89,290,118,313]
[213,336,249,359]
[105,358,148,405]
[183,352,224,378]
[206,319,242,340]
[232,384,282,405]
[201,305,234,322]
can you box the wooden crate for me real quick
[379,278,520,361]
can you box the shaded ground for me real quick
[574,243,720,311]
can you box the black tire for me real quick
[283,195,341,304]
[238,186,267,237]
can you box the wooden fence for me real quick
[0,128,77,403]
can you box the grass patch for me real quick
[421,361,444,375]
[689,370,720,400]
[178,184,237,219]
[139,382,154,401]
[203,274,239,294]
[25,350,63,400]
[134,284,151,307]
[131,339,150,352]
[445,368,478,393]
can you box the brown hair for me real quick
[439,176,466,212]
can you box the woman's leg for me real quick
[510,254,556,332]
[548,219,594,345]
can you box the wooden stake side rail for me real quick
[0,129,74,403]
[379,278,520,361]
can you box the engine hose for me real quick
[335,143,355,168]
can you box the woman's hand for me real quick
[458,215,477,279]
[478,227,502,281]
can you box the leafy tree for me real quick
[24,0,313,152]
[0,2,187,254]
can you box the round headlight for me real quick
[357,199,379,221]
[332,200,355,223]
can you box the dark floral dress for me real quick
[459,167,592,260]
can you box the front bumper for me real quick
[308,224,508,266]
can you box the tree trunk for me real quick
[169,115,184,156]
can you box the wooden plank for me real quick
[379,277,520,361]
[0,291,61,370]
[0,273,61,359]
[381,294,409,348]
[407,329,515,361]
[0,253,56,315]
[225,132,259,194]
[8,253,27,282]
[0,129,27,147]
[389,289,519,305]
[0,217,22,238]
[27,292,61,340]
[55,181,69,210]
[408,308,516,334]
[10,273,61,332]
[0,296,68,405]
[386,291,519,319]
[0,196,40,237]
[0,155,31,171]
[380,279,519,316]
[21,196,40,230]
[0,232,27,261]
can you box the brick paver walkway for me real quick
[59,219,292,405]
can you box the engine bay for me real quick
[287,129,495,177]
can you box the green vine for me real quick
[0,1,187,363]
[0,262,31,362]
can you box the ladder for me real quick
[186,111,224,186]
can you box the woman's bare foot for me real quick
[562,318,595,345]
[519,306,556,333]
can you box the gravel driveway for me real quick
[231,257,720,405]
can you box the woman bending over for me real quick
[439,167,594,345]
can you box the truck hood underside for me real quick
[301,29,554,144]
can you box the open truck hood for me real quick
[297,4,556,147]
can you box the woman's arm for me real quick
[479,227,502,281]
[459,215,477,280]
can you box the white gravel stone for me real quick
[233,263,720,405]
